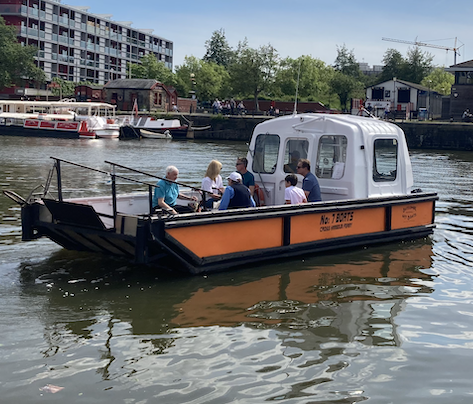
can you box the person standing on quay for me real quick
[296,159,322,202]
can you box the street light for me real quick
[393,77,397,120]
[427,80,432,120]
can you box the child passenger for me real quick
[284,174,307,204]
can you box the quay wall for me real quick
[183,114,473,151]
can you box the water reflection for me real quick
[19,240,433,349]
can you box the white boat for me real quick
[0,100,120,139]
[139,129,172,139]
[129,116,188,139]
[4,113,438,275]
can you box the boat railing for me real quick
[45,158,213,225]
[47,157,159,223]
[104,160,212,207]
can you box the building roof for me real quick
[104,79,162,90]
[368,78,432,92]
[445,60,473,72]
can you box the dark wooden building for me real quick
[103,79,177,112]
[445,60,473,120]
[75,84,104,102]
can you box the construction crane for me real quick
[382,37,463,65]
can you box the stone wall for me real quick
[179,114,473,151]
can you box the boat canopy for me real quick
[247,113,414,205]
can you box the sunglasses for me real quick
[296,166,303,169]
[236,162,244,166]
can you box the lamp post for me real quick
[427,80,432,120]
[393,77,396,120]
[189,73,196,114]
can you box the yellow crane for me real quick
[382,37,463,65]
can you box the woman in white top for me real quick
[201,160,224,209]
[284,174,307,204]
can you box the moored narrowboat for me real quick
[3,113,437,275]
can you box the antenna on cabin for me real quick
[293,59,302,115]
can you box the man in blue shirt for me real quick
[236,157,255,196]
[219,172,256,210]
[296,159,322,202]
[153,165,197,214]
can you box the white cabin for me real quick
[247,113,414,206]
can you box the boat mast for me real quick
[293,58,302,115]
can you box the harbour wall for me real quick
[183,114,473,151]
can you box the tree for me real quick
[128,53,175,86]
[0,16,45,88]
[175,56,230,102]
[404,47,433,84]
[330,71,363,111]
[421,67,454,95]
[334,44,361,78]
[203,28,234,68]
[49,77,75,98]
[229,41,279,111]
[274,56,333,103]
[380,47,433,84]
[380,48,406,82]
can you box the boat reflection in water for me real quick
[24,239,434,344]
[14,240,435,402]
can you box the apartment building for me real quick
[0,0,173,85]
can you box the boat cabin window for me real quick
[373,138,398,182]
[252,134,280,174]
[315,135,347,179]
[283,139,309,173]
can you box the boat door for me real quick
[249,133,313,206]
[365,134,410,197]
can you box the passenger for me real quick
[152,165,198,215]
[296,158,322,202]
[219,172,256,210]
[284,174,307,204]
[201,160,224,209]
[284,150,300,173]
[236,157,255,196]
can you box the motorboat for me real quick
[0,100,120,139]
[3,113,438,275]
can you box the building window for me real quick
[372,87,384,100]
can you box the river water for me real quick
[0,136,472,403]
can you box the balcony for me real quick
[0,5,22,13]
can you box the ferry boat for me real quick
[0,100,120,139]
[3,113,438,275]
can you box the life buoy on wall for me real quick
[117,95,123,101]
[254,184,265,206]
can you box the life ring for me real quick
[117,95,123,101]
[254,184,265,206]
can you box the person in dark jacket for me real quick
[219,172,256,210]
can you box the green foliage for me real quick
[330,71,363,111]
[334,44,362,78]
[128,54,175,86]
[50,77,75,97]
[274,56,334,103]
[380,47,434,84]
[421,68,454,94]
[175,56,230,102]
[203,28,234,68]
[0,16,45,88]
[228,41,279,110]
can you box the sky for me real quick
[62,0,470,70]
